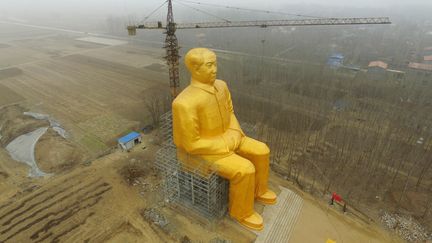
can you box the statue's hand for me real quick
[224,129,242,151]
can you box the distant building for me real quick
[408,62,432,72]
[118,132,142,151]
[387,69,406,81]
[341,64,361,72]
[407,62,432,84]
[327,53,344,69]
[424,55,432,65]
[338,64,362,77]
[424,47,432,56]
[368,61,388,69]
[367,61,388,80]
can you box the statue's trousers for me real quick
[209,137,270,220]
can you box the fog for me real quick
[1,0,431,19]
[1,0,430,59]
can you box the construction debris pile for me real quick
[209,237,232,243]
[120,163,147,185]
[381,212,431,242]
[142,208,169,228]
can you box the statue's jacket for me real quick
[172,79,244,167]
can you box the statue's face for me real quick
[192,52,217,85]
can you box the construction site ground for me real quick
[0,142,402,242]
[0,22,403,242]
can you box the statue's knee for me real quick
[232,163,255,182]
[244,163,256,175]
[255,142,270,156]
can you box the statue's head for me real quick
[185,48,217,85]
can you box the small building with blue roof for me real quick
[118,131,142,151]
[327,53,344,69]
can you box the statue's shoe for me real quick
[256,190,277,205]
[239,212,264,231]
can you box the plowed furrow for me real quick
[0,177,90,224]
[30,187,111,240]
[1,178,102,227]
[0,181,107,235]
[0,183,111,242]
[0,189,51,221]
[0,201,13,212]
[50,212,96,243]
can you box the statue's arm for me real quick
[226,84,244,136]
[172,101,229,155]
[219,82,244,150]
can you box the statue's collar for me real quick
[190,79,218,94]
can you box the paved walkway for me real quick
[255,186,303,243]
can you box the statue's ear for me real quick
[193,64,201,71]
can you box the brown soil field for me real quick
[0,84,24,108]
[0,105,88,176]
[0,45,51,68]
[82,44,165,68]
[0,147,30,200]
[35,128,88,173]
[0,105,49,146]
[0,24,55,42]
[0,149,143,243]
[0,33,169,155]
[0,67,23,80]
[0,139,255,243]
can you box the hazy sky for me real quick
[1,0,431,12]
[0,0,431,19]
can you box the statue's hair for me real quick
[185,48,216,72]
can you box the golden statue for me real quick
[172,48,276,231]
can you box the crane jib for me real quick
[132,17,391,30]
[175,17,392,29]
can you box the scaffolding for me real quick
[159,111,174,145]
[155,112,228,219]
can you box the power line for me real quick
[176,0,325,19]
[174,1,231,23]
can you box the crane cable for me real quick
[176,0,325,19]
[141,0,169,23]
[174,1,231,23]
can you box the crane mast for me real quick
[127,1,391,99]
[165,0,180,98]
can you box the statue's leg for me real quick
[213,154,263,229]
[236,137,277,204]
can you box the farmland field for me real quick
[0,24,169,154]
